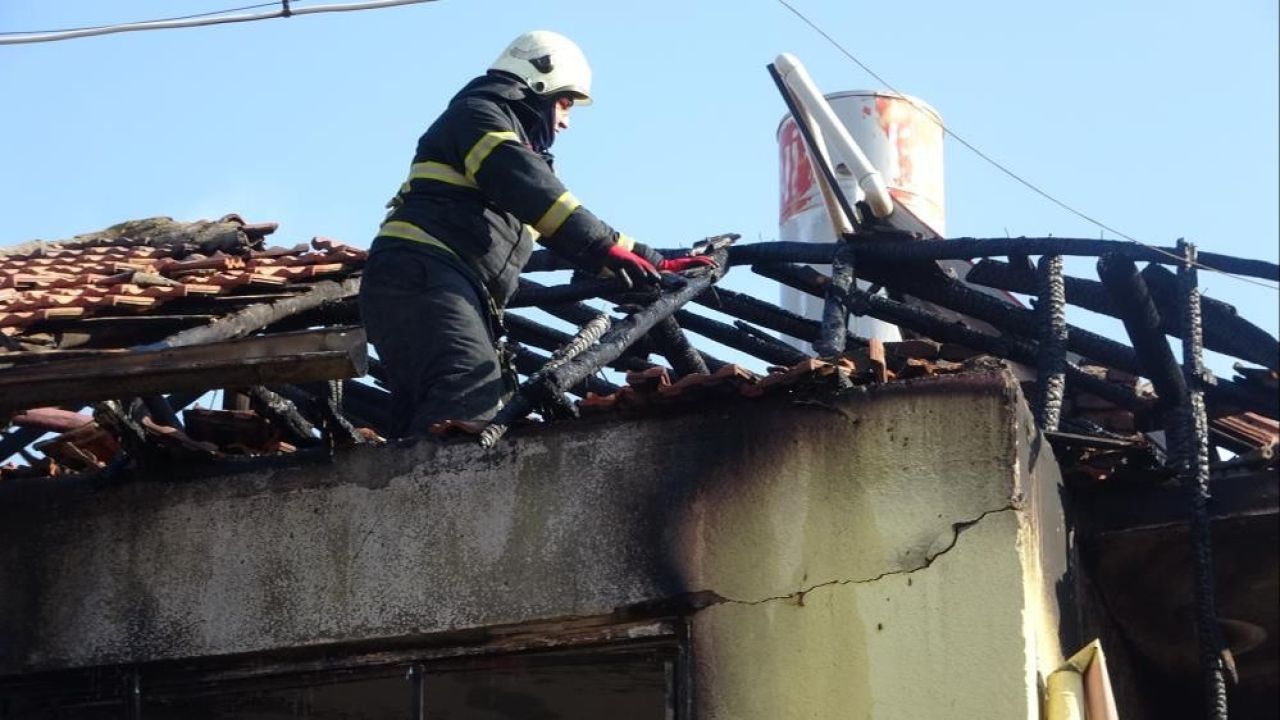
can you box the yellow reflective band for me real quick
[525,225,542,242]
[407,161,477,189]
[464,131,519,181]
[615,234,637,252]
[377,221,460,259]
[533,191,581,237]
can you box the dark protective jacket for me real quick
[372,73,658,309]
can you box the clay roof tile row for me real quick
[432,354,964,438]
[0,222,365,331]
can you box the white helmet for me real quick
[490,31,593,105]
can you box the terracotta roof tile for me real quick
[575,353,1000,414]
[175,280,224,295]
[867,338,889,383]
[896,357,941,380]
[1212,412,1279,450]
[742,358,850,398]
[659,363,759,399]
[0,307,87,329]
[624,365,670,394]
[250,263,347,280]
[247,252,350,268]
[10,407,94,433]
[183,408,276,454]
[34,421,120,472]
[579,391,621,412]
[0,217,364,339]
[158,253,246,275]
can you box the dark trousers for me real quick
[359,246,511,437]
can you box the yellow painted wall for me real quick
[676,380,1068,719]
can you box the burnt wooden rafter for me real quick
[0,327,367,414]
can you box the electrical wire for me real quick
[0,0,438,45]
[0,3,281,35]
[775,0,1280,292]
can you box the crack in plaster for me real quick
[349,523,379,564]
[711,505,1017,608]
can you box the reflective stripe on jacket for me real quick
[377,74,656,308]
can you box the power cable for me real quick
[775,0,1279,292]
[0,3,281,35]
[0,0,438,45]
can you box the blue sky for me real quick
[2,0,1276,376]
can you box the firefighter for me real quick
[359,30,714,438]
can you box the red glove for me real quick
[604,244,661,286]
[657,255,718,273]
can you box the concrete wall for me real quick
[0,370,1070,718]
[675,372,1069,719]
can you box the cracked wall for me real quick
[670,372,1067,719]
[691,510,1030,718]
[0,370,1069,718]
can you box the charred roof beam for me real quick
[966,258,1278,371]
[755,261,1152,412]
[505,313,654,374]
[510,346,619,398]
[647,316,712,377]
[482,249,732,447]
[1034,255,1068,432]
[1097,254,1188,417]
[140,276,361,351]
[717,237,1280,281]
[673,311,810,368]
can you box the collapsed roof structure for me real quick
[2,214,1273,473]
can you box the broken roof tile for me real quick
[896,357,939,380]
[1212,412,1279,451]
[10,407,93,433]
[33,421,120,472]
[741,358,849,398]
[579,391,621,413]
[183,408,277,454]
[658,363,759,400]
[866,338,889,383]
[625,365,671,394]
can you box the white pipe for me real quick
[0,0,438,46]
[774,52,894,219]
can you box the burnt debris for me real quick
[1,217,1276,478]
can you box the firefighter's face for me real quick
[553,96,574,134]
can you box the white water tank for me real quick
[777,90,946,345]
